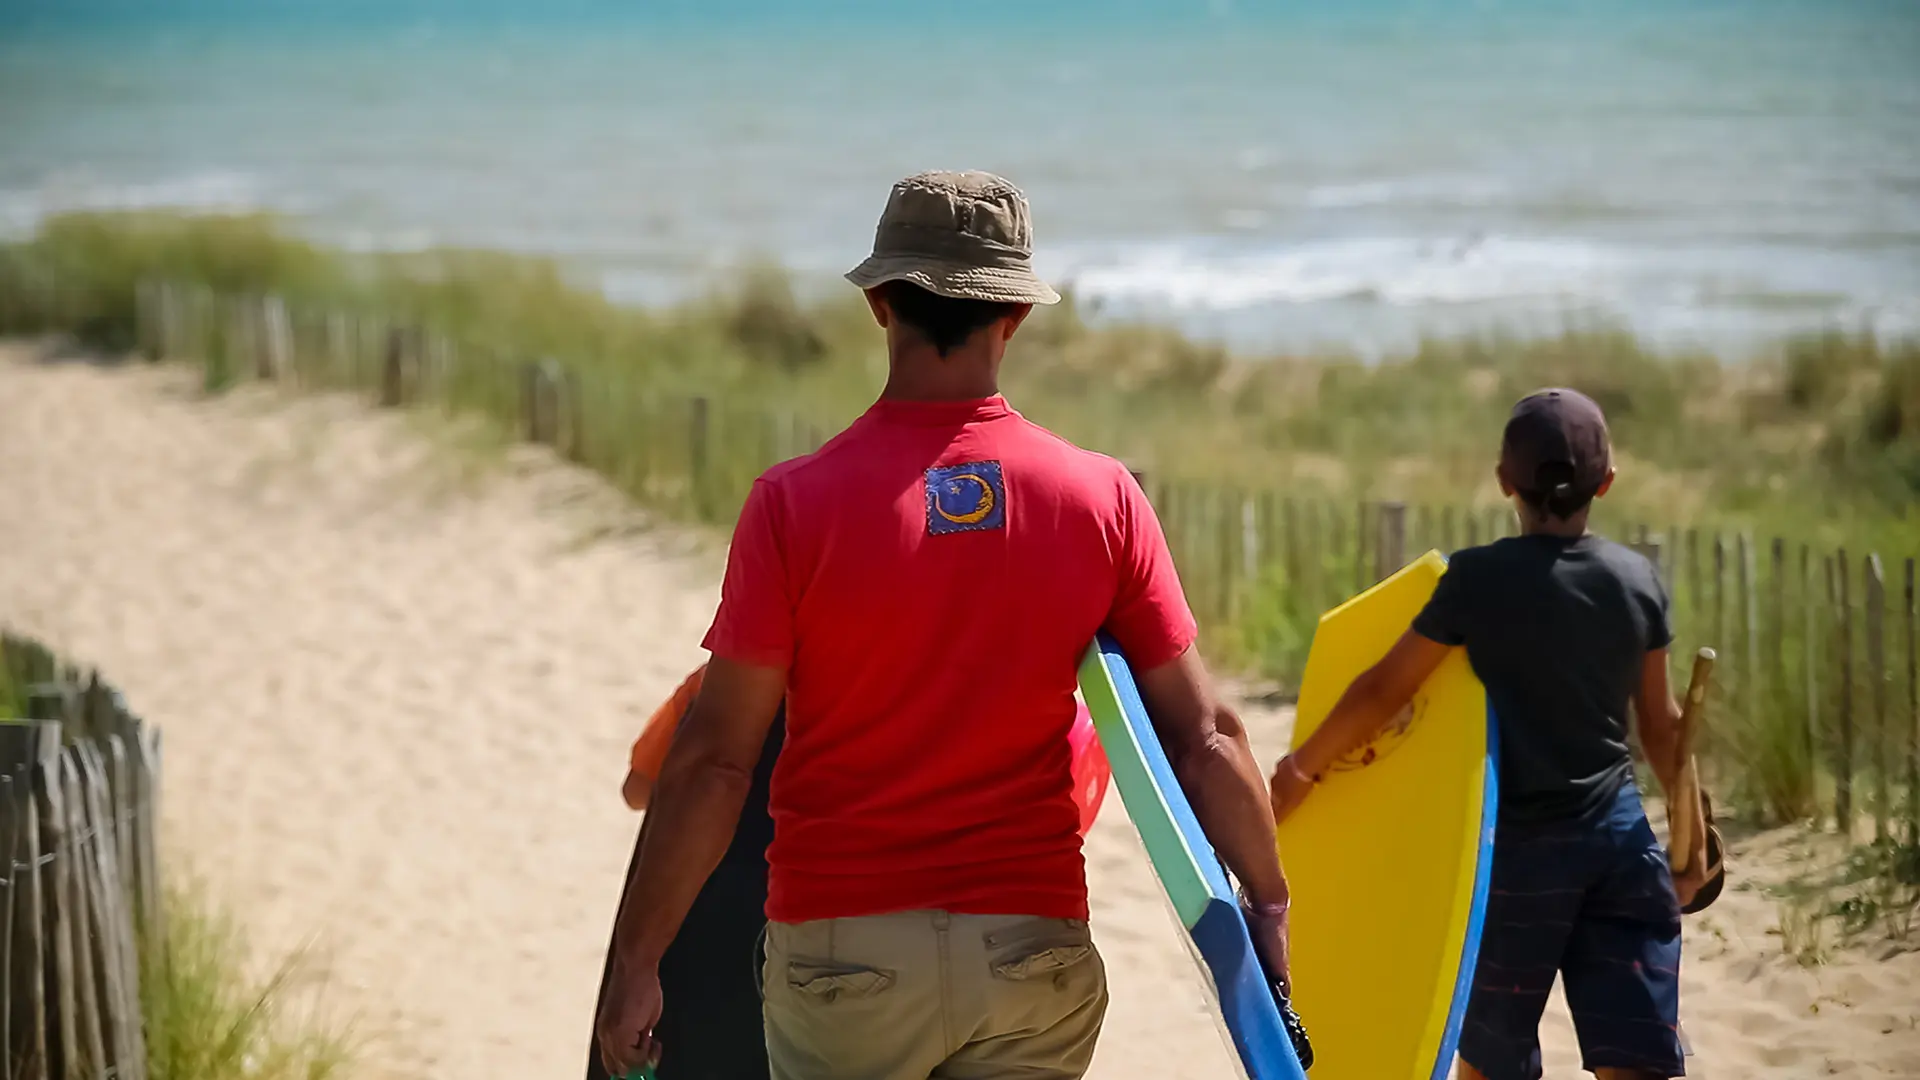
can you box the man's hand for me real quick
[1243,901,1293,996]
[596,959,663,1077]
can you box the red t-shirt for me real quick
[702,396,1197,924]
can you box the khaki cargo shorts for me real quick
[762,910,1107,1080]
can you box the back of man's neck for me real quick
[880,349,999,402]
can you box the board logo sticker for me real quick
[1331,692,1425,772]
[926,461,1006,535]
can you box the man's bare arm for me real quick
[610,657,785,967]
[1133,646,1290,907]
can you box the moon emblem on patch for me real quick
[1330,693,1425,772]
[926,461,1006,535]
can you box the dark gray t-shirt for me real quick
[1412,534,1673,824]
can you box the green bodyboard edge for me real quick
[1078,643,1213,927]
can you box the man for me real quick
[598,171,1293,1080]
[1270,389,1710,1080]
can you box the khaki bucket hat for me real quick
[846,170,1060,305]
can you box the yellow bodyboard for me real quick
[1275,551,1496,1080]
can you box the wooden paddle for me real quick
[1667,647,1715,874]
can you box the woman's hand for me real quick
[1269,755,1315,825]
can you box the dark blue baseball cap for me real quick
[1499,388,1612,500]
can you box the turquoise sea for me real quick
[2,1,1917,351]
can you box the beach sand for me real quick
[3,345,1917,1078]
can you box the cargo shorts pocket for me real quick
[785,961,896,1004]
[985,918,1096,983]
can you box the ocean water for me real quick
[2,0,1917,352]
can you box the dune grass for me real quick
[143,880,360,1080]
[4,211,1917,832]
[6,211,1918,528]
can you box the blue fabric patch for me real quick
[926,460,1006,535]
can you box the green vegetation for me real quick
[1768,836,1920,965]
[143,881,360,1080]
[0,662,19,720]
[5,211,1918,526]
[3,211,1916,834]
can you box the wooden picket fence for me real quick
[131,283,1920,835]
[1,634,163,1080]
[92,283,1920,837]
[1151,488,1919,832]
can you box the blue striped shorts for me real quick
[1460,783,1684,1080]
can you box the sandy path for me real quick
[3,346,1917,1078]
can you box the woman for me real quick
[588,665,784,1080]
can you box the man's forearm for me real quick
[1175,733,1290,906]
[611,758,755,966]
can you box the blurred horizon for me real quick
[4,0,1917,353]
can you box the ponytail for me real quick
[1522,462,1594,520]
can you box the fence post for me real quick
[324,312,351,387]
[1739,534,1759,743]
[564,366,586,463]
[3,769,46,1080]
[1282,498,1300,590]
[380,326,407,407]
[522,360,557,446]
[2,719,58,1080]
[1802,544,1820,813]
[59,751,106,1078]
[1630,539,1666,588]
[1239,494,1259,586]
[132,724,161,948]
[258,295,291,381]
[156,282,180,362]
[1375,501,1407,583]
[1768,538,1786,800]
[1302,500,1322,616]
[1905,557,1918,842]
[72,747,121,1076]
[1324,503,1345,611]
[1712,533,1728,668]
[1354,501,1371,594]
[1866,554,1887,841]
[1836,549,1854,833]
[690,396,711,519]
[132,281,154,360]
[37,749,76,1079]
[1770,537,1786,683]
[228,296,253,383]
[1683,529,1699,624]
[1214,489,1236,625]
